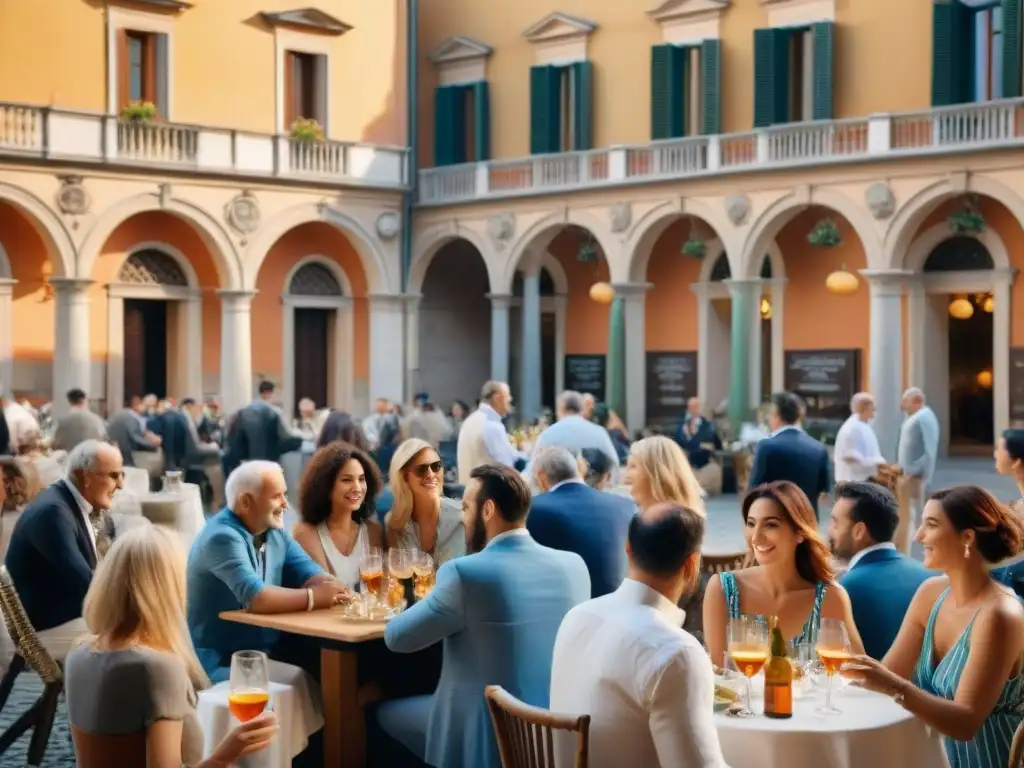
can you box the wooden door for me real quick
[123,299,168,401]
[123,301,145,406]
[294,308,329,414]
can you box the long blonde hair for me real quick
[629,436,706,516]
[388,438,440,531]
[83,525,209,691]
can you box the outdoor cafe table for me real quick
[220,608,386,768]
[715,684,949,768]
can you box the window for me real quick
[284,50,327,130]
[117,29,168,114]
[933,0,1021,104]
[753,23,833,128]
[650,42,722,140]
[787,29,813,123]
[973,3,1004,100]
[433,81,490,165]
[529,62,592,154]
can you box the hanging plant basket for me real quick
[681,237,707,258]
[948,200,985,234]
[808,218,843,248]
[289,117,325,142]
[120,100,157,123]
[577,240,599,263]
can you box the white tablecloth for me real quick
[715,686,949,768]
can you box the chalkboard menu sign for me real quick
[564,354,606,401]
[646,351,698,425]
[783,349,862,420]
[1011,348,1024,423]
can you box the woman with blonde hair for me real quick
[624,435,706,516]
[65,525,277,767]
[385,437,465,565]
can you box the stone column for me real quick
[368,294,405,404]
[519,271,543,421]
[994,269,1015,437]
[861,270,908,460]
[0,278,16,394]
[52,278,93,417]
[906,279,926,391]
[725,279,761,429]
[184,293,203,400]
[217,289,255,414]
[748,283,764,409]
[692,282,712,402]
[614,283,651,432]
[553,294,567,394]
[404,293,422,402]
[487,293,512,384]
[768,278,788,393]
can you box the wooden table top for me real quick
[219,608,387,643]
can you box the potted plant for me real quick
[577,239,598,263]
[948,199,985,234]
[120,100,157,123]
[808,218,842,248]
[681,237,706,258]
[289,117,325,142]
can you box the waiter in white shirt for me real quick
[549,502,729,768]
[833,392,887,483]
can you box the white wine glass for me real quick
[228,650,270,723]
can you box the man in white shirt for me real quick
[550,501,729,768]
[456,381,526,484]
[361,397,392,448]
[833,392,887,483]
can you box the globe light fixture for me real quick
[983,295,995,313]
[948,296,974,320]
[825,265,859,295]
[977,369,994,389]
[760,297,772,320]
[589,281,614,304]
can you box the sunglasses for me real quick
[410,461,443,478]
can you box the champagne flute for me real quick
[727,615,770,715]
[387,548,415,609]
[814,618,852,715]
[359,547,383,603]
[228,650,270,722]
[412,550,436,599]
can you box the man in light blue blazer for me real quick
[828,481,932,660]
[895,387,940,552]
[376,464,591,768]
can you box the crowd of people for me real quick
[0,378,1022,767]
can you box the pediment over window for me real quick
[648,0,730,23]
[428,36,493,65]
[259,8,352,35]
[760,0,835,25]
[522,12,597,44]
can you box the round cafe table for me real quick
[714,685,949,768]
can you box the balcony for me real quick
[418,99,1024,205]
[0,103,408,189]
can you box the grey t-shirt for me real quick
[65,642,203,765]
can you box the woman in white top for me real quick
[293,441,384,589]
[385,438,465,566]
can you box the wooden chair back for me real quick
[71,726,147,768]
[485,685,589,768]
[0,567,61,683]
[701,551,749,576]
[1009,719,1024,767]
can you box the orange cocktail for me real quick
[228,689,269,722]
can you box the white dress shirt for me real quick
[833,414,885,482]
[550,579,729,768]
[478,403,523,468]
[63,478,97,554]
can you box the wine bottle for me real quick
[763,615,793,719]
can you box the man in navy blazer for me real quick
[828,480,932,660]
[748,392,832,516]
[528,445,635,598]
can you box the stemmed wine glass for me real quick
[727,615,770,716]
[814,618,852,715]
[359,547,383,605]
[412,550,436,600]
[387,548,415,610]
[228,650,270,723]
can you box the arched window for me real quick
[289,262,343,296]
[923,236,995,272]
[118,249,189,286]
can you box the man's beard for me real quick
[265,505,286,530]
[830,533,854,561]
[466,508,487,554]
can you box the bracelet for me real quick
[891,681,907,707]
[306,588,315,612]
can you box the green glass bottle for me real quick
[763,616,793,719]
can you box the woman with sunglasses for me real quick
[385,438,465,566]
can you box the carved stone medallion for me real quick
[55,176,90,216]
[487,213,515,249]
[609,202,631,234]
[865,182,896,220]
[224,191,261,236]
[376,211,400,240]
[725,194,750,226]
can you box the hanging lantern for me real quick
[948,296,974,320]
[977,369,994,389]
[825,264,859,295]
[760,297,772,320]
[983,295,995,313]
[589,281,614,304]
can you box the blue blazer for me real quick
[527,483,635,598]
[382,533,590,768]
[748,429,832,514]
[839,547,932,660]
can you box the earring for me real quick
[964,543,971,559]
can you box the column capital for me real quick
[723,278,763,298]
[368,292,407,309]
[49,277,93,294]
[611,282,652,301]
[217,289,257,308]
[0,278,16,295]
[486,292,514,309]
[402,292,423,309]
[859,269,911,295]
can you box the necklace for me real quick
[328,518,360,556]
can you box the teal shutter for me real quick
[1004,0,1022,97]
[674,47,688,137]
[651,44,672,140]
[753,27,790,127]
[472,80,490,160]
[700,39,722,135]
[810,22,834,120]
[572,60,594,150]
[433,85,463,166]
[931,1,973,105]
[530,65,561,154]
[154,33,169,118]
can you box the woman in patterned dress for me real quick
[704,480,863,668]
[843,485,1024,768]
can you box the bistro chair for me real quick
[0,566,63,766]
[701,551,749,576]
[485,685,590,768]
[1009,720,1024,767]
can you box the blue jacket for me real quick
[527,482,635,598]
[748,428,832,515]
[839,547,932,660]
[382,532,590,768]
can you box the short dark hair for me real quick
[628,503,704,576]
[258,381,275,395]
[1003,429,1024,462]
[180,397,197,408]
[298,441,381,526]
[316,411,370,452]
[66,388,87,405]
[834,481,899,543]
[770,391,801,425]
[470,464,532,524]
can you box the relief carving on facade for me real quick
[487,213,515,250]
[376,211,401,240]
[865,182,896,220]
[224,191,262,237]
[609,202,632,233]
[725,194,750,226]
[55,175,91,219]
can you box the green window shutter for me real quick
[672,47,688,137]
[433,85,464,166]
[472,80,490,161]
[530,65,561,154]
[572,60,594,150]
[651,44,672,140]
[811,22,834,120]
[1004,0,1023,97]
[931,1,973,105]
[753,27,790,127]
[700,39,722,135]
